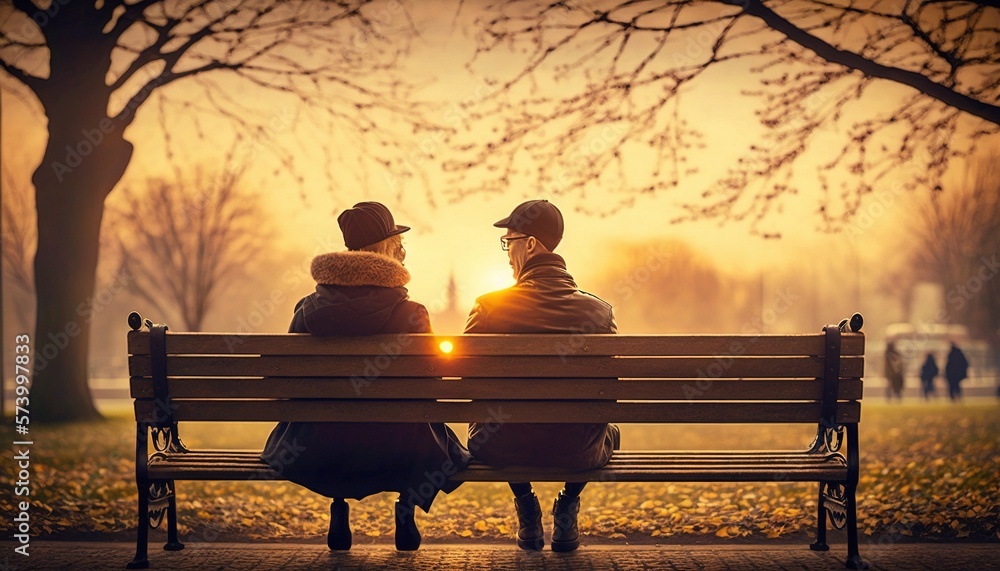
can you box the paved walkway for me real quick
[1,542,998,571]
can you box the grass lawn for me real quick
[1,400,997,545]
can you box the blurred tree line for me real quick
[585,154,999,346]
[900,154,1000,350]
[588,238,829,335]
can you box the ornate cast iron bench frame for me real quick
[124,311,867,569]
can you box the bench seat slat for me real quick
[146,451,848,482]
[154,449,840,460]
[135,400,861,424]
[146,466,850,483]
[130,377,864,400]
[459,468,851,483]
[129,355,864,378]
[150,456,843,468]
[129,332,864,357]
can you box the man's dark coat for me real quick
[464,252,618,471]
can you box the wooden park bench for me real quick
[125,311,867,569]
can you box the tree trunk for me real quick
[30,128,133,422]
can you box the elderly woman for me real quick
[261,202,470,551]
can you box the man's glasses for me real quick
[500,236,530,251]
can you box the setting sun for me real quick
[482,267,515,294]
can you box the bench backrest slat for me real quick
[127,332,865,357]
[134,399,861,424]
[128,354,864,378]
[130,377,864,400]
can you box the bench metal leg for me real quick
[127,424,150,569]
[126,483,150,569]
[809,481,829,552]
[844,423,867,569]
[164,480,185,551]
[811,480,865,568]
[844,485,866,569]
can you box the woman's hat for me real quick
[337,201,410,250]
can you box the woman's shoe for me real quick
[395,500,421,551]
[328,499,352,551]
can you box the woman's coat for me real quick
[261,251,471,511]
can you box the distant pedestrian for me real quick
[919,353,938,400]
[884,341,905,401]
[945,342,969,402]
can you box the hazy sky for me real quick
[1,0,993,325]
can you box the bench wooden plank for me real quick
[135,399,861,424]
[145,451,849,482]
[153,450,846,462]
[456,467,851,483]
[146,465,850,482]
[130,377,864,400]
[128,354,865,378]
[149,453,846,468]
[128,331,865,357]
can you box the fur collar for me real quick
[310,251,411,288]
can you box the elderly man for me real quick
[465,199,619,552]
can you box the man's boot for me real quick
[328,498,351,551]
[513,492,544,550]
[551,491,581,552]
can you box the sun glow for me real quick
[483,267,515,292]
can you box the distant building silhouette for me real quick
[432,270,466,333]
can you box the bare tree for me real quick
[1,164,34,326]
[0,0,437,420]
[1,164,35,418]
[1,165,33,293]
[109,165,269,332]
[902,152,1000,349]
[448,1,1000,234]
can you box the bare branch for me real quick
[107,0,165,39]
[112,59,233,125]
[108,17,184,91]
[735,0,1000,124]
[0,58,44,93]
[451,0,1000,232]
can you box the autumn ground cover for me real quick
[1,401,997,546]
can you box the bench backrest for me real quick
[128,328,864,426]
